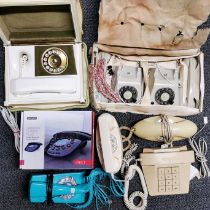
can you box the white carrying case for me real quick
[0,0,89,111]
[90,0,209,116]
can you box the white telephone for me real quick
[184,57,201,108]
[96,113,123,175]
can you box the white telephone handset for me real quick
[96,113,123,175]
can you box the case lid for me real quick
[97,0,210,55]
[0,0,83,45]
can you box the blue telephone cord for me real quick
[70,168,124,209]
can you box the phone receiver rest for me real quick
[11,77,77,95]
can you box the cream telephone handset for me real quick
[96,113,123,175]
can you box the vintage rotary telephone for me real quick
[149,61,182,106]
[115,65,143,103]
[12,46,78,96]
[45,131,91,158]
[29,168,124,208]
[148,58,201,107]
[92,52,144,104]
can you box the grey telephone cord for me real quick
[0,107,20,152]
[161,115,210,178]
[189,137,210,178]
[121,143,138,178]
[188,117,210,178]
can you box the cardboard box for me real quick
[20,111,94,170]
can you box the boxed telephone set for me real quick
[20,111,94,170]
[90,0,210,116]
[0,0,89,110]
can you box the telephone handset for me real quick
[45,131,91,158]
[185,57,200,108]
[96,113,123,175]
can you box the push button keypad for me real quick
[158,167,180,194]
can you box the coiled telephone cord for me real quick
[124,165,148,210]
[188,117,210,178]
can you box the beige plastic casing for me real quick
[0,0,90,111]
[91,44,204,116]
[133,116,198,142]
[140,146,195,196]
[96,113,123,175]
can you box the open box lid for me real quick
[0,0,83,45]
[97,0,210,56]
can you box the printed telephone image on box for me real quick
[20,111,94,170]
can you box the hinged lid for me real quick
[0,0,83,45]
[97,0,210,56]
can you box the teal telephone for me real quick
[29,168,124,208]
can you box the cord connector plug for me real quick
[204,117,208,125]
